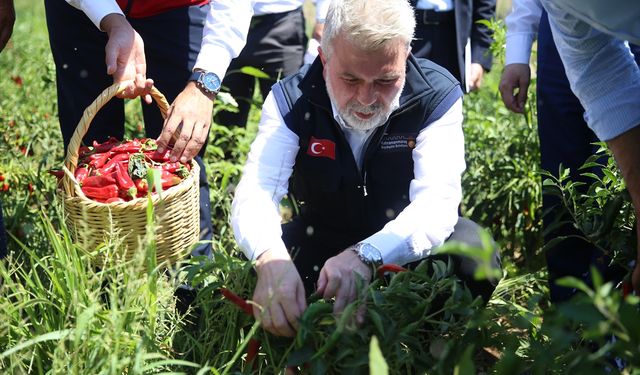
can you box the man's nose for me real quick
[356,83,377,107]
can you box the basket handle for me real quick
[62,81,170,196]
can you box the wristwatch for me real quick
[351,243,383,267]
[188,70,221,97]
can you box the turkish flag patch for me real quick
[306,137,336,160]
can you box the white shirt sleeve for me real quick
[363,98,465,266]
[505,0,543,65]
[194,0,255,79]
[231,91,300,261]
[314,0,330,23]
[65,0,124,30]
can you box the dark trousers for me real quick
[537,11,623,302]
[44,0,213,257]
[282,217,501,302]
[411,9,461,85]
[215,8,306,127]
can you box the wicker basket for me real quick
[60,81,200,264]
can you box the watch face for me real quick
[202,72,221,92]
[361,244,382,263]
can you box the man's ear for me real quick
[319,46,327,66]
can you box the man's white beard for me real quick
[326,70,404,131]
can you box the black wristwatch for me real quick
[351,243,383,268]
[188,70,221,97]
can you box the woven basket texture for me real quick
[60,81,200,263]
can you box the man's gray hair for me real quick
[321,0,416,58]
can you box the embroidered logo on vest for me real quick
[306,137,336,160]
[380,134,417,152]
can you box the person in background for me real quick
[215,0,330,128]
[44,0,257,258]
[410,0,495,92]
[498,0,638,303]
[0,0,15,259]
[532,0,640,294]
[231,0,501,337]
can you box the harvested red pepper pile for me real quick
[53,137,190,203]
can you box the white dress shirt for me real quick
[231,91,465,266]
[504,0,543,65]
[66,0,329,80]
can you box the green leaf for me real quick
[1,329,72,358]
[453,345,475,375]
[369,336,388,375]
[239,66,271,79]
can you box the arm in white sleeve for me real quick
[314,0,330,23]
[65,0,123,30]
[505,0,543,65]
[194,0,255,79]
[231,92,300,261]
[363,98,465,266]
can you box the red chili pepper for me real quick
[0,174,4,182]
[48,169,64,180]
[91,137,120,153]
[27,183,34,193]
[2,183,9,192]
[111,139,142,153]
[99,153,131,174]
[75,166,90,184]
[115,162,137,198]
[88,152,110,169]
[81,174,116,188]
[246,338,260,368]
[81,184,119,200]
[376,264,408,279]
[622,280,633,298]
[160,170,182,189]
[105,197,126,203]
[220,288,253,316]
[133,178,148,195]
[144,149,171,163]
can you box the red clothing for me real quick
[116,0,209,18]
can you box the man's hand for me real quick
[0,0,16,53]
[499,63,531,114]
[253,248,307,337]
[100,14,153,103]
[155,82,214,163]
[467,63,485,92]
[316,249,372,316]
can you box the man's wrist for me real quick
[100,13,128,34]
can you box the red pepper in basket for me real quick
[144,149,171,163]
[115,162,137,198]
[160,169,182,189]
[81,174,116,187]
[75,165,90,184]
[100,153,131,174]
[133,178,148,196]
[111,139,142,153]
[88,152,110,169]
[92,137,120,153]
[105,197,126,203]
[82,184,119,200]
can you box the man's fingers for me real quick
[157,108,181,153]
[332,279,354,314]
[266,303,297,337]
[180,121,208,163]
[170,121,195,162]
[321,270,340,300]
